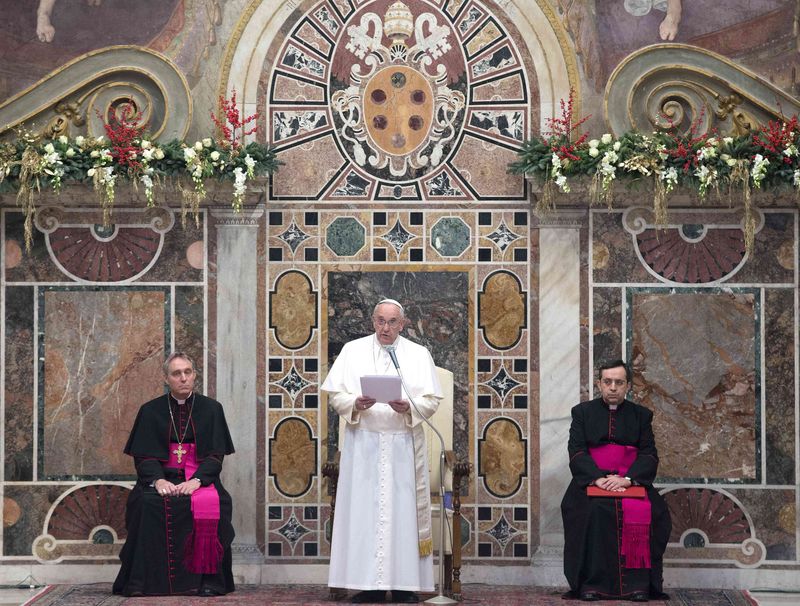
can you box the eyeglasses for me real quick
[374,318,400,328]
[600,379,627,387]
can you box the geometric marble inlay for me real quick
[431,217,470,257]
[478,418,526,498]
[478,270,526,350]
[269,271,318,350]
[273,365,311,399]
[486,514,518,548]
[636,227,747,283]
[381,219,415,254]
[664,488,751,545]
[326,217,365,257]
[277,512,311,546]
[486,221,520,252]
[269,417,317,498]
[484,365,521,400]
[277,222,311,253]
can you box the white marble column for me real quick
[212,208,263,563]
[538,210,585,550]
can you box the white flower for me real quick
[44,143,55,154]
[707,137,718,147]
[551,153,562,169]
[613,141,621,151]
[555,174,569,192]
[794,169,800,188]
[210,150,220,162]
[140,139,151,149]
[58,135,68,145]
[588,139,599,149]
[202,138,213,148]
[65,148,75,158]
[87,168,96,177]
[751,153,770,188]
[720,154,730,161]
[726,158,736,167]
[183,147,197,161]
[154,148,165,160]
[193,141,204,151]
[723,137,734,146]
[784,144,797,158]
[96,136,105,144]
[90,150,100,158]
[75,135,85,147]
[588,147,599,158]
[697,145,717,161]
[601,133,612,145]
[142,148,154,161]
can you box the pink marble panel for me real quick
[42,289,166,478]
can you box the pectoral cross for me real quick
[173,443,187,464]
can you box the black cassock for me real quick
[113,393,236,596]
[560,397,671,599]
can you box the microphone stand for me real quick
[387,347,457,605]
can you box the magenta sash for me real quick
[168,442,223,574]
[589,444,651,569]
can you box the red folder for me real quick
[587,485,646,498]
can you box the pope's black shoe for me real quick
[351,590,387,603]
[391,590,420,603]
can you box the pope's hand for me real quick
[355,396,376,411]
[388,399,410,414]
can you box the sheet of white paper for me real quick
[360,375,402,403]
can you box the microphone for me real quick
[385,345,400,370]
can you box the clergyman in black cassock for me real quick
[113,353,235,597]
[561,361,671,601]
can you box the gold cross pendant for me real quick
[173,443,187,464]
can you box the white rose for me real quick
[588,139,599,149]
[90,150,100,158]
[723,137,733,146]
[588,147,599,158]
[140,140,151,149]
[58,135,68,145]
[87,168,96,177]
[44,143,55,154]
[202,138,213,148]
[707,137,717,147]
[601,133,612,145]
[726,158,737,167]
[142,148,154,161]
[613,141,621,151]
[75,135,85,147]
[194,141,203,151]
[96,136,105,144]
[154,148,165,160]
[210,150,220,162]
[65,148,75,158]
[184,147,197,160]
[720,154,730,161]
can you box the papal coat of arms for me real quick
[331,1,466,178]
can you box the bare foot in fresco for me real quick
[659,0,682,41]
[36,0,103,43]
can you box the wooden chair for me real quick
[322,367,471,600]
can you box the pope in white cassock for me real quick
[321,298,443,604]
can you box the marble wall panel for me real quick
[730,489,796,561]
[324,270,470,462]
[4,286,34,481]
[3,485,58,556]
[592,211,654,285]
[475,505,530,559]
[592,286,623,378]
[764,289,796,485]
[629,290,758,482]
[728,212,795,284]
[174,285,205,378]
[141,211,204,283]
[267,210,321,264]
[476,411,528,504]
[40,288,167,479]
[3,212,64,283]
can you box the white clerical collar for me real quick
[170,392,193,406]
[373,334,399,350]
[608,404,618,411]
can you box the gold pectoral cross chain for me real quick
[167,396,194,464]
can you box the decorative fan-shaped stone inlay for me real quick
[636,227,746,283]
[269,417,317,498]
[48,226,162,282]
[278,222,311,253]
[664,488,752,545]
[478,418,526,498]
[487,514,518,548]
[277,512,311,546]
[381,220,415,254]
[47,484,130,540]
[484,365,521,400]
[486,221,521,252]
[273,365,311,399]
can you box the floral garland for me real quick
[0,92,278,250]
[509,93,800,256]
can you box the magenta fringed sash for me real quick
[168,442,223,574]
[589,444,652,569]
